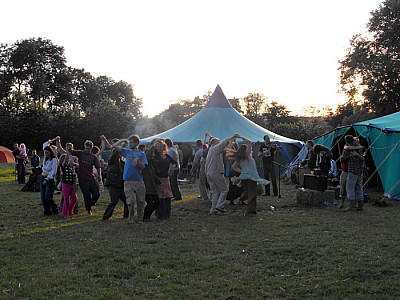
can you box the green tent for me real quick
[313,111,400,200]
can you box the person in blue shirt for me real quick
[111,134,148,223]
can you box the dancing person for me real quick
[154,139,178,220]
[227,135,269,215]
[191,132,212,201]
[205,133,240,214]
[59,153,78,217]
[72,140,102,215]
[40,145,59,215]
[341,135,365,211]
[191,144,209,201]
[258,135,281,196]
[142,143,161,221]
[165,138,182,201]
[226,141,244,205]
[92,145,106,193]
[100,137,129,220]
[54,137,80,213]
[112,135,147,223]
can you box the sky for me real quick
[1,0,384,117]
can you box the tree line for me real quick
[0,38,142,151]
[1,0,399,151]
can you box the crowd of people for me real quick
[11,131,366,221]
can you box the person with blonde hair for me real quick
[227,135,269,215]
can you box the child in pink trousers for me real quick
[59,153,79,216]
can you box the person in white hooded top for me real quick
[40,143,59,215]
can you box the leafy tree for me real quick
[2,38,70,110]
[0,38,142,148]
[328,100,375,128]
[143,92,211,137]
[339,0,400,116]
[228,97,243,114]
[80,100,133,145]
[242,93,267,124]
[262,101,290,127]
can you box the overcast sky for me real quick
[1,0,384,116]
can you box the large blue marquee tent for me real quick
[141,85,302,164]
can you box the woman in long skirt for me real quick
[153,139,178,220]
[227,136,269,215]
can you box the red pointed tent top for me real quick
[205,85,232,108]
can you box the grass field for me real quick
[1,163,400,299]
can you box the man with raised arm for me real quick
[205,133,240,214]
[71,140,102,215]
[109,134,148,223]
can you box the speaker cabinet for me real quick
[304,174,328,192]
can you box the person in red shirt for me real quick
[73,140,102,215]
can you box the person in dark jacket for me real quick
[101,138,129,220]
[142,143,162,221]
[30,149,41,175]
[313,144,333,177]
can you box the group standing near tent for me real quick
[312,111,400,201]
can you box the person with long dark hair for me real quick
[227,136,269,215]
[142,143,161,221]
[40,145,59,215]
[100,137,129,220]
[313,144,333,177]
[154,139,178,220]
[165,138,182,201]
